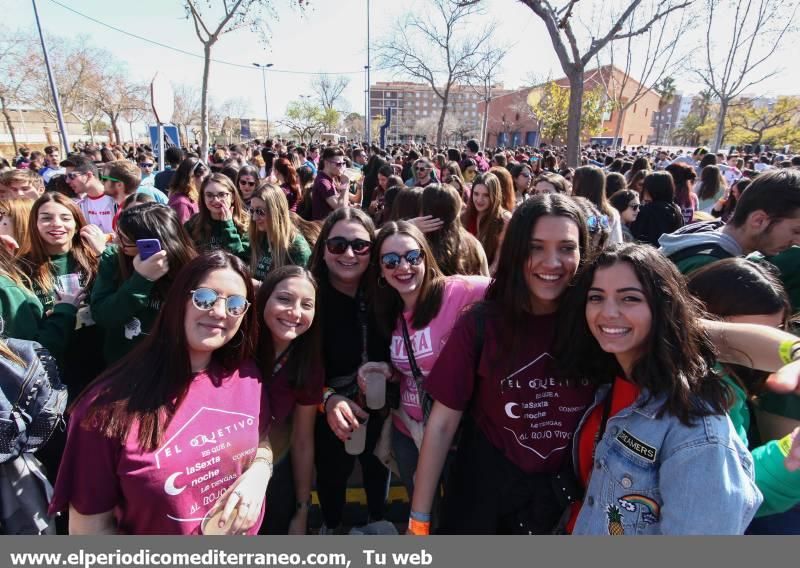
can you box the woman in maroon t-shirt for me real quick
[254,265,323,535]
[409,194,595,535]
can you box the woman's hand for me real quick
[80,225,108,256]
[409,215,444,234]
[214,460,271,535]
[218,202,234,222]
[325,395,368,441]
[133,250,169,282]
[766,359,800,395]
[55,286,86,308]
[356,362,393,394]
[0,234,19,254]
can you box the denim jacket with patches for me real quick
[572,384,762,535]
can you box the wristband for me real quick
[410,510,431,522]
[778,432,795,457]
[407,518,430,536]
[778,340,800,365]
[319,388,336,413]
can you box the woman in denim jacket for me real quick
[557,244,762,534]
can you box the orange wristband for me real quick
[407,518,430,536]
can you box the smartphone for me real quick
[136,238,162,261]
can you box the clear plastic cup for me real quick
[57,273,81,295]
[344,415,369,455]
[365,372,386,410]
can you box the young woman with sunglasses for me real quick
[90,203,197,364]
[572,166,623,245]
[248,184,311,282]
[368,221,489,499]
[273,158,302,213]
[608,190,640,243]
[407,194,791,535]
[309,207,390,533]
[185,174,250,258]
[236,165,260,211]
[51,251,273,535]
[462,173,512,275]
[168,158,208,224]
[255,266,323,535]
[558,244,759,534]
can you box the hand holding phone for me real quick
[136,239,162,261]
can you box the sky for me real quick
[6,0,799,136]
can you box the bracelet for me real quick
[251,455,273,477]
[409,510,431,522]
[407,518,430,536]
[778,340,800,365]
[318,388,336,413]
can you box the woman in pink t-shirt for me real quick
[50,250,272,535]
[363,221,489,500]
[254,265,323,535]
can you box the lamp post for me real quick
[32,0,69,153]
[253,62,274,140]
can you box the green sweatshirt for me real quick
[724,374,800,517]
[251,233,312,281]
[184,216,250,259]
[0,274,76,360]
[32,252,80,312]
[90,246,162,364]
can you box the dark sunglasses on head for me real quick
[191,161,208,176]
[239,179,257,187]
[381,249,425,270]
[189,288,250,317]
[325,236,372,256]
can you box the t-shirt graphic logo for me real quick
[390,327,434,361]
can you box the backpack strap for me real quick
[667,243,734,265]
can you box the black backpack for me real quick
[0,339,68,463]
[665,220,735,265]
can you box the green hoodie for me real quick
[90,246,162,364]
[724,373,800,517]
[184,216,249,259]
[0,274,76,360]
[251,233,311,281]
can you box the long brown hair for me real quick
[23,192,98,294]
[463,173,507,267]
[0,198,33,255]
[190,174,249,244]
[489,166,515,212]
[0,245,31,290]
[369,221,446,336]
[78,251,258,451]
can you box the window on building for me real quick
[416,92,420,98]
[398,93,403,98]
[415,110,419,115]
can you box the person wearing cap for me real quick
[65,156,117,236]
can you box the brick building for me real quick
[479,65,661,148]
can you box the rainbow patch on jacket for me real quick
[618,494,660,524]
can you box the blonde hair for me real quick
[248,183,299,274]
[0,198,33,255]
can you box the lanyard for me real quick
[272,344,294,377]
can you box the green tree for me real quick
[726,96,800,145]
[279,99,324,142]
[581,86,609,139]
[535,82,570,144]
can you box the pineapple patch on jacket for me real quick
[572,381,762,535]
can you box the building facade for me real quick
[0,108,90,155]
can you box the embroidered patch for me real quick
[616,429,657,462]
[606,505,625,535]
[619,495,661,524]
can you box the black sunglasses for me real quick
[139,162,154,168]
[189,288,250,317]
[630,203,640,211]
[325,237,372,256]
[239,179,256,187]
[381,249,425,270]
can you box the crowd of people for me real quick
[2,136,800,536]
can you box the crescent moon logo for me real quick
[505,402,521,419]
[164,472,186,496]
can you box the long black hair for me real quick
[557,243,730,425]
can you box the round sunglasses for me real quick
[380,249,425,270]
[325,237,372,256]
[189,288,250,317]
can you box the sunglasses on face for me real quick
[66,172,85,181]
[239,179,256,187]
[327,160,346,167]
[325,236,372,256]
[189,288,250,317]
[381,249,425,270]
[139,163,154,168]
[415,167,430,172]
[250,207,267,218]
[587,214,610,233]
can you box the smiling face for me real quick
[472,183,490,214]
[36,201,76,254]
[184,268,248,368]
[585,261,652,377]
[525,215,581,314]
[203,181,232,219]
[324,219,372,290]
[263,276,316,351]
[380,234,425,309]
[249,196,269,233]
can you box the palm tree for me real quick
[655,76,676,145]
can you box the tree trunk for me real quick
[712,98,729,151]
[200,42,213,162]
[110,115,121,146]
[565,72,584,167]
[613,107,625,149]
[0,96,19,155]
[436,86,452,147]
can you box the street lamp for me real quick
[253,62,274,139]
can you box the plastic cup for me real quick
[344,415,369,455]
[57,273,81,295]
[365,372,386,410]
